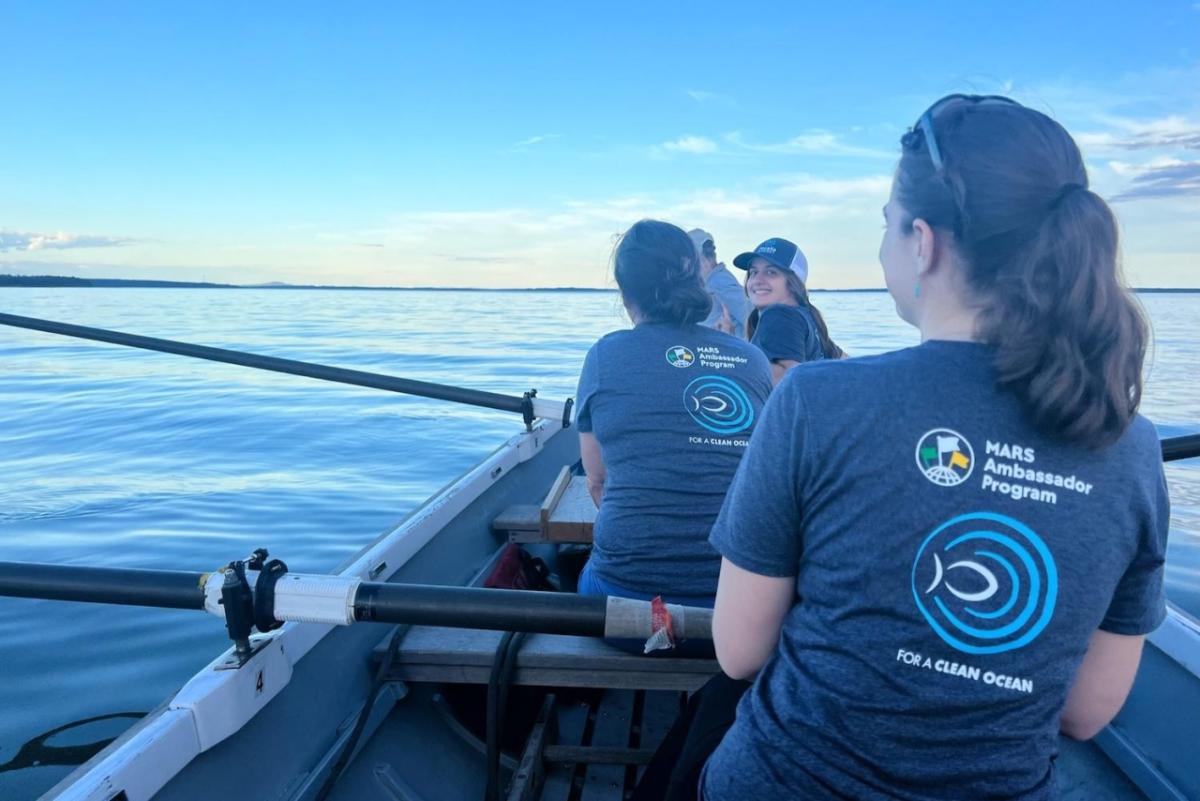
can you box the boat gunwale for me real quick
[39,418,567,801]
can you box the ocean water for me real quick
[0,287,1196,799]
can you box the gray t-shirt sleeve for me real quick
[574,344,600,433]
[753,305,819,363]
[708,372,808,577]
[1099,457,1170,635]
[709,270,751,330]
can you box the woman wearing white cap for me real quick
[733,238,844,385]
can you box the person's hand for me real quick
[715,303,736,334]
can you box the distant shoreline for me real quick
[1,274,1197,293]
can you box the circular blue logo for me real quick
[911,512,1057,655]
[683,375,754,435]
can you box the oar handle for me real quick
[0,313,571,426]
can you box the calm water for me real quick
[1,288,1197,799]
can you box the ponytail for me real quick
[977,186,1147,446]
[896,99,1147,448]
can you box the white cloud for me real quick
[724,130,893,159]
[686,90,718,103]
[0,230,134,252]
[661,135,719,154]
[513,133,560,148]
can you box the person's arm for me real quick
[579,432,606,507]
[712,557,794,679]
[1060,630,1145,740]
[770,359,800,385]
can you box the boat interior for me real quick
[317,464,1164,801]
[44,426,1197,801]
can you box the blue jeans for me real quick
[577,561,716,608]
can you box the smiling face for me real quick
[745,257,798,309]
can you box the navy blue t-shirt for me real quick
[575,322,772,598]
[751,303,825,363]
[703,340,1169,801]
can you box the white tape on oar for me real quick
[202,570,361,626]
[602,596,713,642]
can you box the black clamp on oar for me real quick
[249,550,287,635]
[521,389,537,431]
[219,561,256,663]
[561,397,574,430]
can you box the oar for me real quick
[0,313,572,428]
[1163,432,1200,462]
[0,561,710,644]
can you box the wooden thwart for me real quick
[494,466,597,544]
[375,625,717,692]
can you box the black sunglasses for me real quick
[913,94,1021,171]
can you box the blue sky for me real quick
[1,1,1198,288]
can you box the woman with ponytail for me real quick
[574,220,772,607]
[734,237,845,385]
[696,97,1169,799]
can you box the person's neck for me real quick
[918,307,980,343]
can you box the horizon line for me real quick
[2,273,1198,294]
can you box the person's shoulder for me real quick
[1115,414,1165,467]
[758,303,806,321]
[775,344,925,396]
[707,266,742,289]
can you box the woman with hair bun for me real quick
[698,97,1169,799]
[574,219,772,607]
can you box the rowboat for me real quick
[1,313,1198,801]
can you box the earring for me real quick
[913,280,921,298]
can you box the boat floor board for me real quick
[376,625,719,691]
[580,690,636,801]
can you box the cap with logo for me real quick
[732,237,808,283]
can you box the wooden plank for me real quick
[635,690,683,782]
[390,664,712,692]
[544,745,654,765]
[540,698,590,801]
[581,690,636,801]
[380,627,718,676]
[375,626,718,691]
[543,476,596,543]
[493,504,541,534]
[540,467,573,528]
[506,694,557,801]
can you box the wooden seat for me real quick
[494,466,597,544]
[376,625,717,692]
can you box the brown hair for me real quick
[614,220,712,325]
[745,268,845,359]
[896,98,1147,447]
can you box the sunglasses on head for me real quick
[913,94,1021,171]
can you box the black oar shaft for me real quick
[354,582,608,636]
[1163,433,1200,462]
[0,563,207,610]
[0,312,526,415]
[0,562,611,636]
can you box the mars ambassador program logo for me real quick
[915,428,974,486]
[665,346,695,368]
[912,511,1058,655]
[683,375,754,435]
